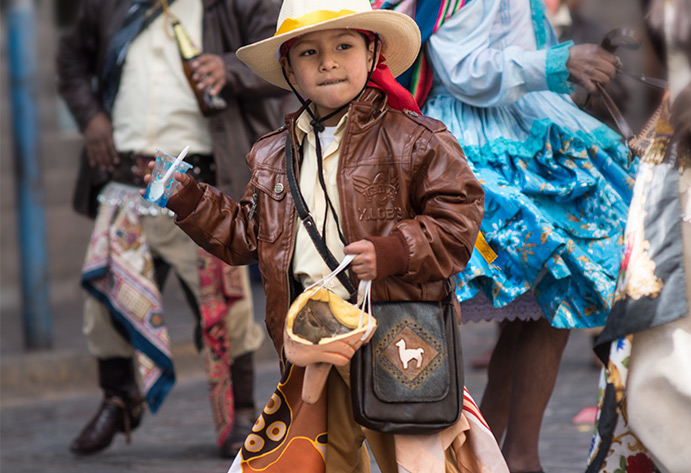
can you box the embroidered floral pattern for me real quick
[450,119,633,328]
[612,164,664,303]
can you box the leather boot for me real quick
[220,352,257,458]
[70,358,145,455]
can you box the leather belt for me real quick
[112,152,217,187]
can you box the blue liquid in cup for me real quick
[143,151,193,208]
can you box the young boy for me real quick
[149,0,499,471]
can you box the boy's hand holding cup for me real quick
[141,148,203,216]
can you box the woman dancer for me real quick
[373,1,635,471]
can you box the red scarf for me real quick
[367,55,421,113]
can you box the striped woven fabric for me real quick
[370,0,471,104]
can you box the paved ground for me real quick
[0,279,604,473]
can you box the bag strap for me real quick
[285,135,358,298]
[304,254,356,292]
[302,254,375,340]
[101,1,172,115]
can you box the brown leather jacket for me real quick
[171,89,485,352]
[56,0,285,216]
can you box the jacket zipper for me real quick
[248,190,258,219]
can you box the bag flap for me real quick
[371,301,450,403]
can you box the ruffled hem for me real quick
[453,120,634,329]
[463,118,626,167]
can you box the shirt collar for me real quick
[295,106,349,146]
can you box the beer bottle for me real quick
[171,19,227,116]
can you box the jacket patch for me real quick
[354,172,402,221]
[358,206,403,221]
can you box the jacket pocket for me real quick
[251,168,288,243]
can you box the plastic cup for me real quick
[142,149,193,207]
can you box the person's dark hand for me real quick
[671,83,691,148]
[344,240,377,281]
[83,112,118,172]
[190,53,227,96]
[566,44,622,95]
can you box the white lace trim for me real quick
[460,291,543,324]
[97,182,175,217]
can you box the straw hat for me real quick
[236,0,421,90]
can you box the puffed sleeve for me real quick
[425,0,573,108]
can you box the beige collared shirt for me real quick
[292,110,351,299]
[111,0,212,155]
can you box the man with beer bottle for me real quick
[56,0,286,458]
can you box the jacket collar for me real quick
[284,87,388,131]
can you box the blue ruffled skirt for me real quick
[423,90,636,329]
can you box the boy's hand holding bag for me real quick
[284,254,377,404]
[283,252,464,434]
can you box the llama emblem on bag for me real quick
[380,323,441,385]
[395,339,424,369]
